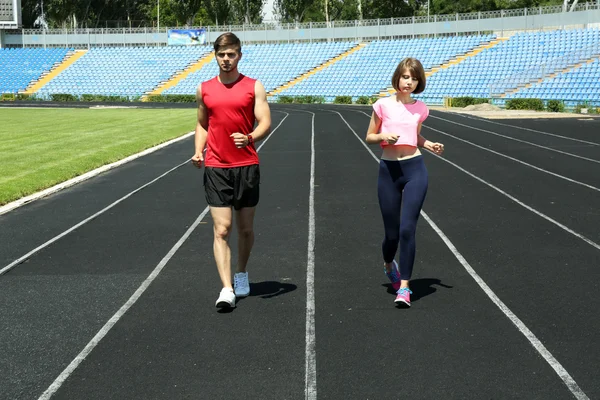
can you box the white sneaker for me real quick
[234,272,250,297]
[215,288,236,308]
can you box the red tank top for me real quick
[202,74,259,168]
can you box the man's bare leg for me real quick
[210,206,234,289]
[235,207,256,273]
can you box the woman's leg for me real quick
[377,160,403,269]
[397,160,428,285]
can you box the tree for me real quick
[229,0,266,24]
[273,0,318,22]
[171,0,203,26]
[327,0,360,22]
[361,0,416,19]
[204,0,232,25]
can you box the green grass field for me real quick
[0,107,197,206]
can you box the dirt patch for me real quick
[463,103,502,112]
[429,104,597,119]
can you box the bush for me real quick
[15,93,35,101]
[333,95,353,104]
[105,95,130,102]
[277,96,294,104]
[574,103,588,113]
[50,93,78,102]
[505,98,544,111]
[294,95,325,104]
[355,96,370,105]
[146,94,196,103]
[80,94,102,102]
[451,97,490,108]
[546,99,564,113]
[80,94,130,102]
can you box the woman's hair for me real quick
[214,32,241,53]
[391,58,426,94]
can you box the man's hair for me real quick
[214,32,241,53]
[391,58,426,94]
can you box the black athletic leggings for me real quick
[377,156,428,281]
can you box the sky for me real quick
[263,0,276,21]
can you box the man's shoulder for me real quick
[201,76,219,86]
[198,76,219,95]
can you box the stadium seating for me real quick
[276,35,495,102]
[423,28,600,104]
[507,58,600,107]
[1,28,599,106]
[163,41,357,95]
[0,48,71,94]
[37,46,212,99]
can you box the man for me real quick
[192,32,271,309]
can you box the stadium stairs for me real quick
[268,43,367,97]
[142,51,215,100]
[23,50,88,95]
[503,54,600,97]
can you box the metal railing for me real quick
[6,3,600,39]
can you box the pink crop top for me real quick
[372,96,429,148]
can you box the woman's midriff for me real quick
[381,145,422,161]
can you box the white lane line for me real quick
[428,115,600,164]
[277,107,318,399]
[423,152,600,251]
[354,109,600,250]
[37,112,290,399]
[305,111,317,400]
[421,125,600,193]
[421,212,590,400]
[0,160,189,276]
[332,109,591,400]
[0,131,195,216]
[447,112,600,146]
[1,113,290,277]
[37,208,210,400]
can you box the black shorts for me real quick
[203,165,260,210]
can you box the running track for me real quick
[1,104,599,400]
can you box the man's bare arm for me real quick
[251,80,271,142]
[192,84,208,166]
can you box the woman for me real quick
[365,57,445,307]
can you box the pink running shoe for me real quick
[395,287,412,307]
[384,260,401,291]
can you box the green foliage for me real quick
[277,96,295,103]
[0,93,39,102]
[295,95,325,104]
[276,95,325,103]
[146,94,197,103]
[80,94,130,102]
[362,0,416,19]
[50,93,78,102]
[15,93,41,101]
[327,0,361,21]
[274,0,323,22]
[573,103,598,114]
[355,96,379,105]
[546,99,564,113]
[505,98,545,111]
[451,97,489,108]
[19,0,568,29]
[333,95,353,104]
